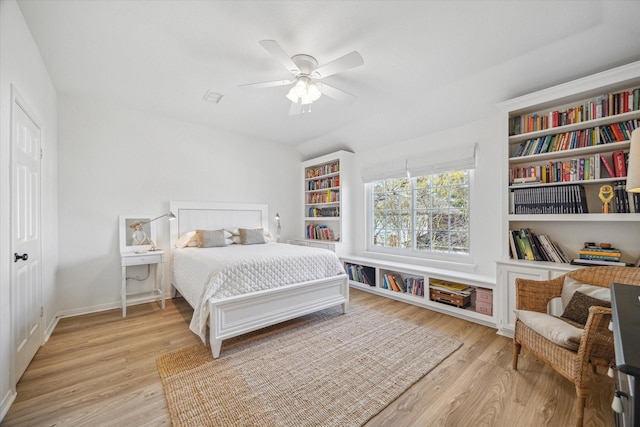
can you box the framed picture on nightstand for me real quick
[119,214,157,253]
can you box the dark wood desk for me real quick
[611,282,640,427]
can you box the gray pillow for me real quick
[196,229,227,248]
[239,228,266,245]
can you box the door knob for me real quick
[14,253,28,262]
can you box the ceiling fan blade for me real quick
[318,83,357,104]
[312,51,364,79]
[289,101,302,116]
[239,79,293,89]
[259,40,301,75]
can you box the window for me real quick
[370,170,470,256]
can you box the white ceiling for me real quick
[17,0,640,157]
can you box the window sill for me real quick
[359,250,478,275]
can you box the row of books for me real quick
[306,176,340,191]
[305,161,339,178]
[305,224,336,241]
[428,279,474,296]
[511,184,588,214]
[509,228,570,263]
[307,207,340,218]
[610,181,639,213]
[508,88,640,135]
[511,119,638,157]
[345,263,375,286]
[381,273,424,296]
[510,152,626,184]
[306,189,339,204]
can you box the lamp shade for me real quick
[627,129,640,193]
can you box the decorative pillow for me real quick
[515,310,583,351]
[175,231,198,248]
[561,290,611,326]
[227,227,274,242]
[239,228,266,245]
[195,229,227,248]
[560,276,610,310]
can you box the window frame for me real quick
[365,169,473,263]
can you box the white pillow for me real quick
[175,231,197,248]
[560,276,610,310]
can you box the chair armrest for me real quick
[578,306,614,366]
[515,275,564,313]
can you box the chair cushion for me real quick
[561,291,611,326]
[560,276,610,310]
[515,310,583,351]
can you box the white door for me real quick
[11,88,43,380]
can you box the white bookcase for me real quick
[496,61,640,336]
[297,150,354,256]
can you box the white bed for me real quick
[169,201,349,358]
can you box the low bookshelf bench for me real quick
[341,256,497,328]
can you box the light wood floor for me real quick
[2,289,616,426]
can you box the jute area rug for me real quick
[157,303,462,427]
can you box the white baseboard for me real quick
[0,388,17,423]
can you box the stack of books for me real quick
[429,279,475,297]
[571,245,627,266]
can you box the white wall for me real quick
[56,95,301,315]
[0,0,58,419]
[351,117,502,280]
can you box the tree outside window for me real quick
[371,171,470,255]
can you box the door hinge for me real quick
[40,306,44,317]
[40,148,43,159]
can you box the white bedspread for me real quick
[172,242,345,341]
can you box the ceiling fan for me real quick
[239,40,364,115]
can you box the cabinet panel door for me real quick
[499,265,550,335]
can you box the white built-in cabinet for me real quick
[496,61,640,337]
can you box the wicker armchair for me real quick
[513,266,640,427]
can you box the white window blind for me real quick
[361,143,476,183]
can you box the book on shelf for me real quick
[599,154,615,178]
[429,279,474,296]
[612,150,627,177]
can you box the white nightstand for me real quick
[120,250,165,317]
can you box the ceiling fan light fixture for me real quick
[307,83,321,101]
[287,77,322,105]
[286,86,299,103]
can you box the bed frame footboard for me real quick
[208,274,349,358]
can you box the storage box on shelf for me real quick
[342,256,496,328]
[497,61,640,337]
[301,151,353,256]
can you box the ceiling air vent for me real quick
[202,90,223,104]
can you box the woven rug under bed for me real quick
[157,303,462,427]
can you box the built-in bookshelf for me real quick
[343,256,496,328]
[496,61,640,337]
[299,151,353,256]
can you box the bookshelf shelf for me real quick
[497,61,640,337]
[508,213,640,222]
